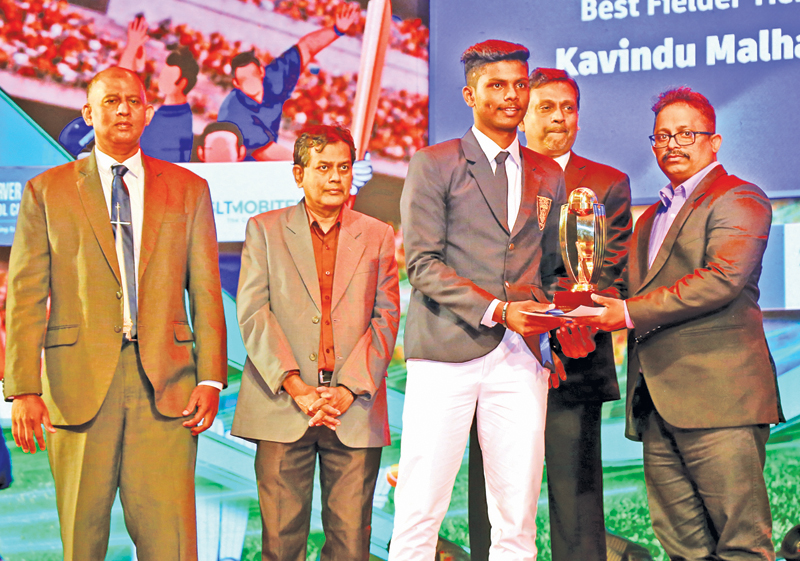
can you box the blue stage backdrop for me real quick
[429,0,800,204]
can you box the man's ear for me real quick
[462,85,476,108]
[237,145,247,162]
[81,104,93,126]
[292,164,305,186]
[144,104,155,127]
[710,133,722,154]
[177,76,188,94]
[197,146,206,162]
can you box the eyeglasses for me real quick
[649,131,714,148]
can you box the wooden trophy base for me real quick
[553,289,598,312]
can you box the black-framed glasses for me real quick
[649,131,714,148]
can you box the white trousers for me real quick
[389,331,549,561]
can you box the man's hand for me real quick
[549,353,567,389]
[556,324,597,359]
[501,300,567,337]
[315,386,355,423]
[11,394,56,454]
[283,373,341,430]
[119,17,149,72]
[578,294,627,332]
[182,385,220,436]
[334,2,361,33]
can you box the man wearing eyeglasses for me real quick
[585,87,783,560]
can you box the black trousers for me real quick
[469,394,607,561]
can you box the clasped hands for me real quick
[283,372,354,431]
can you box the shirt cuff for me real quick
[198,380,223,391]
[623,301,635,329]
[481,299,502,328]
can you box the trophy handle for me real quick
[559,204,579,285]
[591,203,606,286]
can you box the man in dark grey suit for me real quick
[470,67,632,561]
[389,40,593,561]
[588,88,783,560]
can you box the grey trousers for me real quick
[643,408,774,561]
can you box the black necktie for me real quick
[111,165,137,339]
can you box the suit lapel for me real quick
[461,130,509,233]
[138,156,167,283]
[510,147,540,238]
[640,166,727,289]
[564,153,588,194]
[631,205,657,294]
[331,207,366,311]
[76,153,121,283]
[285,202,322,311]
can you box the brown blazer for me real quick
[3,153,227,424]
[231,202,400,448]
[552,153,632,403]
[625,165,783,440]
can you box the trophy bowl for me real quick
[553,187,606,311]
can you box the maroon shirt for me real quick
[308,207,343,374]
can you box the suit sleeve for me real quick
[401,149,497,329]
[237,217,300,394]
[3,180,50,399]
[187,183,228,386]
[599,174,632,298]
[337,223,401,399]
[627,183,771,334]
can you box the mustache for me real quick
[662,150,690,162]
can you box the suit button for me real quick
[504,281,510,288]
[116,290,123,299]
[309,353,317,361]
[114,326,122,333]
[509,243,514,250]
[312,316,320,324]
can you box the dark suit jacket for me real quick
[3,152,227,424]
[401,129,566,363]
[551,153,632,403]
[625,165,783,440]
[231,203,400,448]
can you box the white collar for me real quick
[471,125,520,167]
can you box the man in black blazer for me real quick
[588,88,783,560]
[389,41,593,561]
[469,68,632,561]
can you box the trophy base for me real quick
[553,289,598,312]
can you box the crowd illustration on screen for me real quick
[0,0,428,165]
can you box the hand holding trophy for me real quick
[553,187,606,311]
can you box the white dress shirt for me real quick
[469,127,527,333]
[94,148,222,391]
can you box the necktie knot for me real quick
[112,164,129,178]
[495,151,510,167]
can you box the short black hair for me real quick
[231,50,261,77]
[165,46,199,95]
[461,40,529,87]
[652,87,716,131]
[201,121,244,147]
[529,67,581,110]
[294,125,356,168]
